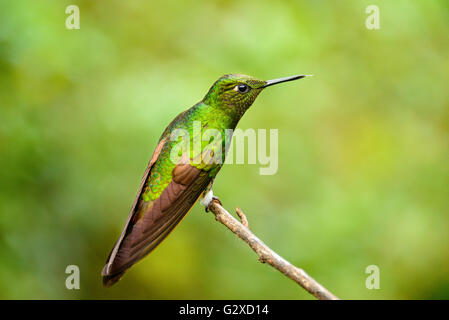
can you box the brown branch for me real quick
[235,206,249,228]
[207,200,339,300]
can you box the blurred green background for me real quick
[0,0,448,299]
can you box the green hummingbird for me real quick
[102,73,308,286]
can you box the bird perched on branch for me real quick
[102,73,309,286]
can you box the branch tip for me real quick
[235,206,249,228]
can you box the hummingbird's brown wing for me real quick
[102,138,213,286]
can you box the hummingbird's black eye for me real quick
[235,84,250,93]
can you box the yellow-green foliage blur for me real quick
[0,0,448,299]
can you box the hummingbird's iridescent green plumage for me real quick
[102,73,307,286]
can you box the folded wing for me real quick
[102,138,212,286]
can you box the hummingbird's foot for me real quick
[205,196,222,212]
[211,196,222,206]
[200,190,222,212]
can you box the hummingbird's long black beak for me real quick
[263,75,311,88]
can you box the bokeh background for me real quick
[0,0,448,299]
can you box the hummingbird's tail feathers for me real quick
[102,162,213,287]
[101,138,166,286]
[102,270,125,287]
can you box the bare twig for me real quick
[207,200,339,300]
[235,206,249,228]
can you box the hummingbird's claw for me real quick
[201,189,215,211]
[205,196,222,212]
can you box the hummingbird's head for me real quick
[203,73,308,120]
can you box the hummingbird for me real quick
[102,73,309,286]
